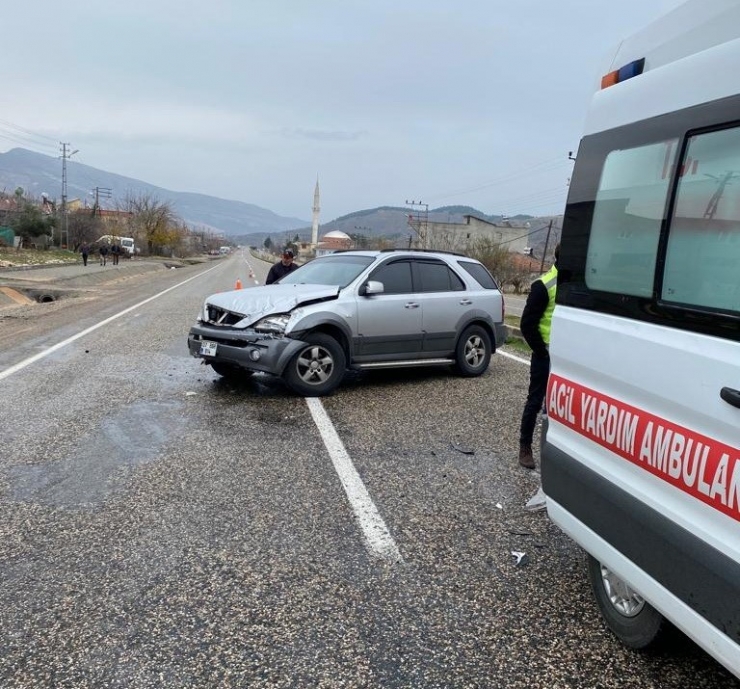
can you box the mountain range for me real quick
[0,148,308,236]
[0,147,560,254]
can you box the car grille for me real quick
[205,305,243,326]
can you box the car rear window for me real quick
[457,261,499,289]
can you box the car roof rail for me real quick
[379,248,467,257]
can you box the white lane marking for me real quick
[497,349,530,366]
[0,262,224,382]
[306,397,403,564]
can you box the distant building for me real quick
[316,230,352,256]
[407,214,529,254]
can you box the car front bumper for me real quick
[187,323,306,376]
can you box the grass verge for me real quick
[0,248,78,268]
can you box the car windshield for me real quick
[278,255,375,288]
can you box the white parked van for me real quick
[97,235,136,256]
[542,0,740,679]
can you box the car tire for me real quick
[453,325,492,376]
[284,333,346,396]
[587,555,664,649]
[209,361,252,379]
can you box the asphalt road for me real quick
[0,252,736,688]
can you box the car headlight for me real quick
[254,313,291,334]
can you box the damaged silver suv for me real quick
[187,250,506,396]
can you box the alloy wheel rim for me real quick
[464,335,485,367]
[297,345,334,384]
[600,564,646,617]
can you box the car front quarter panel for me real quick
[287,311,355,360]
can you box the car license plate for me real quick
[200,340,218,357]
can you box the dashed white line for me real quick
[306,396,403,564]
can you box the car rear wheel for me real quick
[209,361,252,379]
[453,325,491,376]
[284,333,346,396]
[587,555,664,648]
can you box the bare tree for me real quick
[119,192,178,255]
[468,237,514,286]
[67,210,103,251]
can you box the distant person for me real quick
[518,243,559,470]
[99,243,109,266]
[111,242,121,265]
[266,249,299,284]
[79,243,90,267]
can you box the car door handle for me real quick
[405,302,420,309]
[459,299,473,305]
[720,387,740,409]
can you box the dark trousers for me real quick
[82,254,88,266]
[519,353,550,447]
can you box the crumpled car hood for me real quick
[205,283,340,326]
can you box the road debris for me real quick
[511,551,529,567]
[524,486,547,512]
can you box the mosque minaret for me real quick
[311,177,320,250]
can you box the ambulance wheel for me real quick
[587,555,664,649]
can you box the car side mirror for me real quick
[362,280,384,297]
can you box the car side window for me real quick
[415,261,465,292]
[370,260,413,295]
[662,125,740,315]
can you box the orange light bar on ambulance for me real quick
[600,57,646,89]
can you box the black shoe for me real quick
[518,445,535,469]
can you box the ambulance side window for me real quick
[662,126,740,315]
[585,140,677,297]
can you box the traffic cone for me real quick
[235,278,242,290]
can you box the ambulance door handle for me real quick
[720,387,740,409]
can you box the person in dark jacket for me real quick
[99,243,109,266]
[80,243,90,266]
[518,244,559,469]
[266,249,299,284]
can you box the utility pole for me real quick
[405,199,429,249]
[92,186,112,216]
[540,219,553,273]
[60,142,79,248]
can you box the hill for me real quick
[0,148,308,237]
[232,205,562,255]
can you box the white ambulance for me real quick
[542,0,740,679]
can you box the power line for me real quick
[426,156,569,203]
[0,118,58,144]
[0,130,57,156]
[0,119,59,156]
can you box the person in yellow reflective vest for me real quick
[518,244,558,469]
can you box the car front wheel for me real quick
[587,555,664,649]
[453,325,492,376]
[284,333,346,396]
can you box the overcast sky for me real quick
[1,0,686,222]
